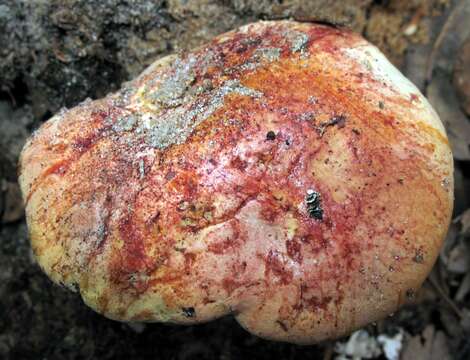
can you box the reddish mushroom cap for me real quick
[19,21,453,344]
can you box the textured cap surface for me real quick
[19,21,453,344]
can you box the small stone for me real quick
[182,307,196,317]
[266,131,276,141]
[305,189,323,220]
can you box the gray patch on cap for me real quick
[225,47,281,75]
[142,80,263,149]
[146,56,197,108]
[112,114,137,132]
[253,47,281,62]
[289,31,309,53]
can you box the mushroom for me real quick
[19,21,453,344]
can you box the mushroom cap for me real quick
[19,21,453,344]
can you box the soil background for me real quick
[1,1,469,359]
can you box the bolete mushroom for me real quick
[19,21,453,344]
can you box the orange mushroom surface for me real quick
[19,21,453,344]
